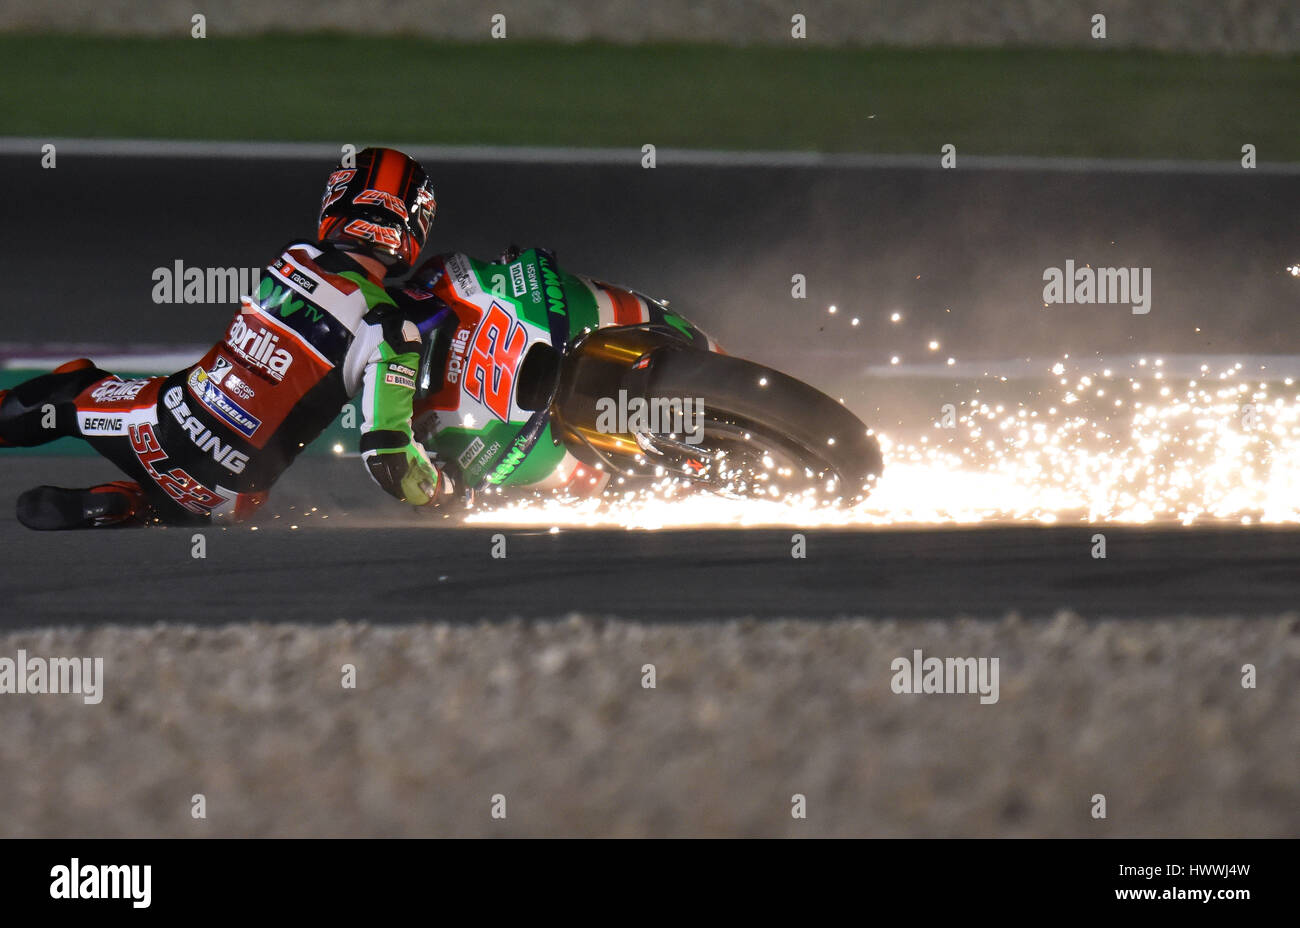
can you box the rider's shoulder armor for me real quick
[364,303,425,355]
[263,241,377,322]
[243,240,374,368]
[381,267,457,353]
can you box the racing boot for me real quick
[16,481,149,531]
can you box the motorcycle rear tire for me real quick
[643,348,883,502]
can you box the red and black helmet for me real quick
[318,147,436,273]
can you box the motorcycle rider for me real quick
[0,147,451,529]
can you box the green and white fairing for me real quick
[417,248,718,491]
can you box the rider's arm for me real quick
[355,311,444,505]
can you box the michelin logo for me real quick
[187,369,261,439]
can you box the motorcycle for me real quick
[403,248,882,505]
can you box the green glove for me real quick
[398,441,442,505]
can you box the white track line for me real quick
[1,137,1297,174]
[862,353,1300,379]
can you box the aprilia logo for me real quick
[90,378,149,403]
[228,310,294,381]
[446,325,472,385]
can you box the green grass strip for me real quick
[3,35,1296,159]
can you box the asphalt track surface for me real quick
[3,460,1300,627]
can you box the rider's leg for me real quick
[1,361,173,529]
[3,364,244,529]
[0,359,107,447]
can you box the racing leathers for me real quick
[0,240,445,526]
